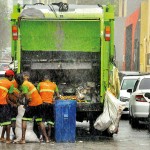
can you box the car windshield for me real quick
[121,79,137,90]
[139,78,150,89]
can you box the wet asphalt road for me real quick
[0,119,150,150]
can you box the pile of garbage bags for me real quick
[94,90,126,134]
[14,105,39,143]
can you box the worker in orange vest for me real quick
[9,78,20,139]
[0,70,15,144]
[14,72,49,144]
[1,78,20,141]
[37,74,60,141]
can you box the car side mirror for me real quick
[127,89,132,93]
[144,93,150,99]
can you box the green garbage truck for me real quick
[11,2,117,134]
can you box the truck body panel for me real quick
[20,20,100,52]
[11,3,116,126]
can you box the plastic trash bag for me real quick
[108,106,122,134]
[94,90,125,133]
[107,91,126,134]
[94,95,112,131]
[14,105,39,143]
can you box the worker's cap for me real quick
[5,70,15,76]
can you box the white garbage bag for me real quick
[94,90,125,133]
[14,105,39,143]
[107,91,126,134]
[108,107,122,134]
[94,95,112,131]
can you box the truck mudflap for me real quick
[77,102,103,112]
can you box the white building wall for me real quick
[7,0,13,11]
[115,17,125,70]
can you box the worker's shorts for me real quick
[23,104,43,122]
[10,105,18,121]
[41,103,54,123]
[0,104,11,126]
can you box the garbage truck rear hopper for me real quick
[11,3,117,133]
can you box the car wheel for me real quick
[131,117,139,128]
[148,123,150,132]
[129,107,132,124]
[148,115,150,132]
[129,115,132,124]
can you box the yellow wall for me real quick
[147,0,150,72]
[140,0,150,72]
[119,0,127,17]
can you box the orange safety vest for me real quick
[39,81,57,104]
[8,80,20,102]
[23,81,42,106]
[11,79,18,89]
[0,78,13,104]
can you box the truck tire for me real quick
[102,130,113,137]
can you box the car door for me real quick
[129,79,140,116]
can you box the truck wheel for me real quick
[89,119,102,136]
[89,119,94,134]
[102,130,113,137]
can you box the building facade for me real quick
[116,0,142,71]
[140,0,150,72]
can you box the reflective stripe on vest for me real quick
[28,87,36,95]
[14,87,20,93]
[0,86,8,92]
[39,89,54,93]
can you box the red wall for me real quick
[123,8,140,70]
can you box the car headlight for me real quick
[120,97,129,102]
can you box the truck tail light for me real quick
[135,95,147,102]
[105,26,110,41]
[12,25,18,40]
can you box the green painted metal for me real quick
[11,21,17,60]
[11,4,115,103]
[103,5,115,20]
[20,20,100,52]
[110,19,115,60]
[99,5,115,102]
[44,12,103,19]
[16,34,21,73]
[11,4,21,20]
[100,17,105,101]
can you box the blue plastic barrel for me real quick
[54,100,77,142]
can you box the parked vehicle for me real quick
[128,75,150,128]
[119,75,140,115]
[118,71,140,83]
[143,93,150,132]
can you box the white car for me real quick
[128,75,150,128]
[119,75,140,115]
